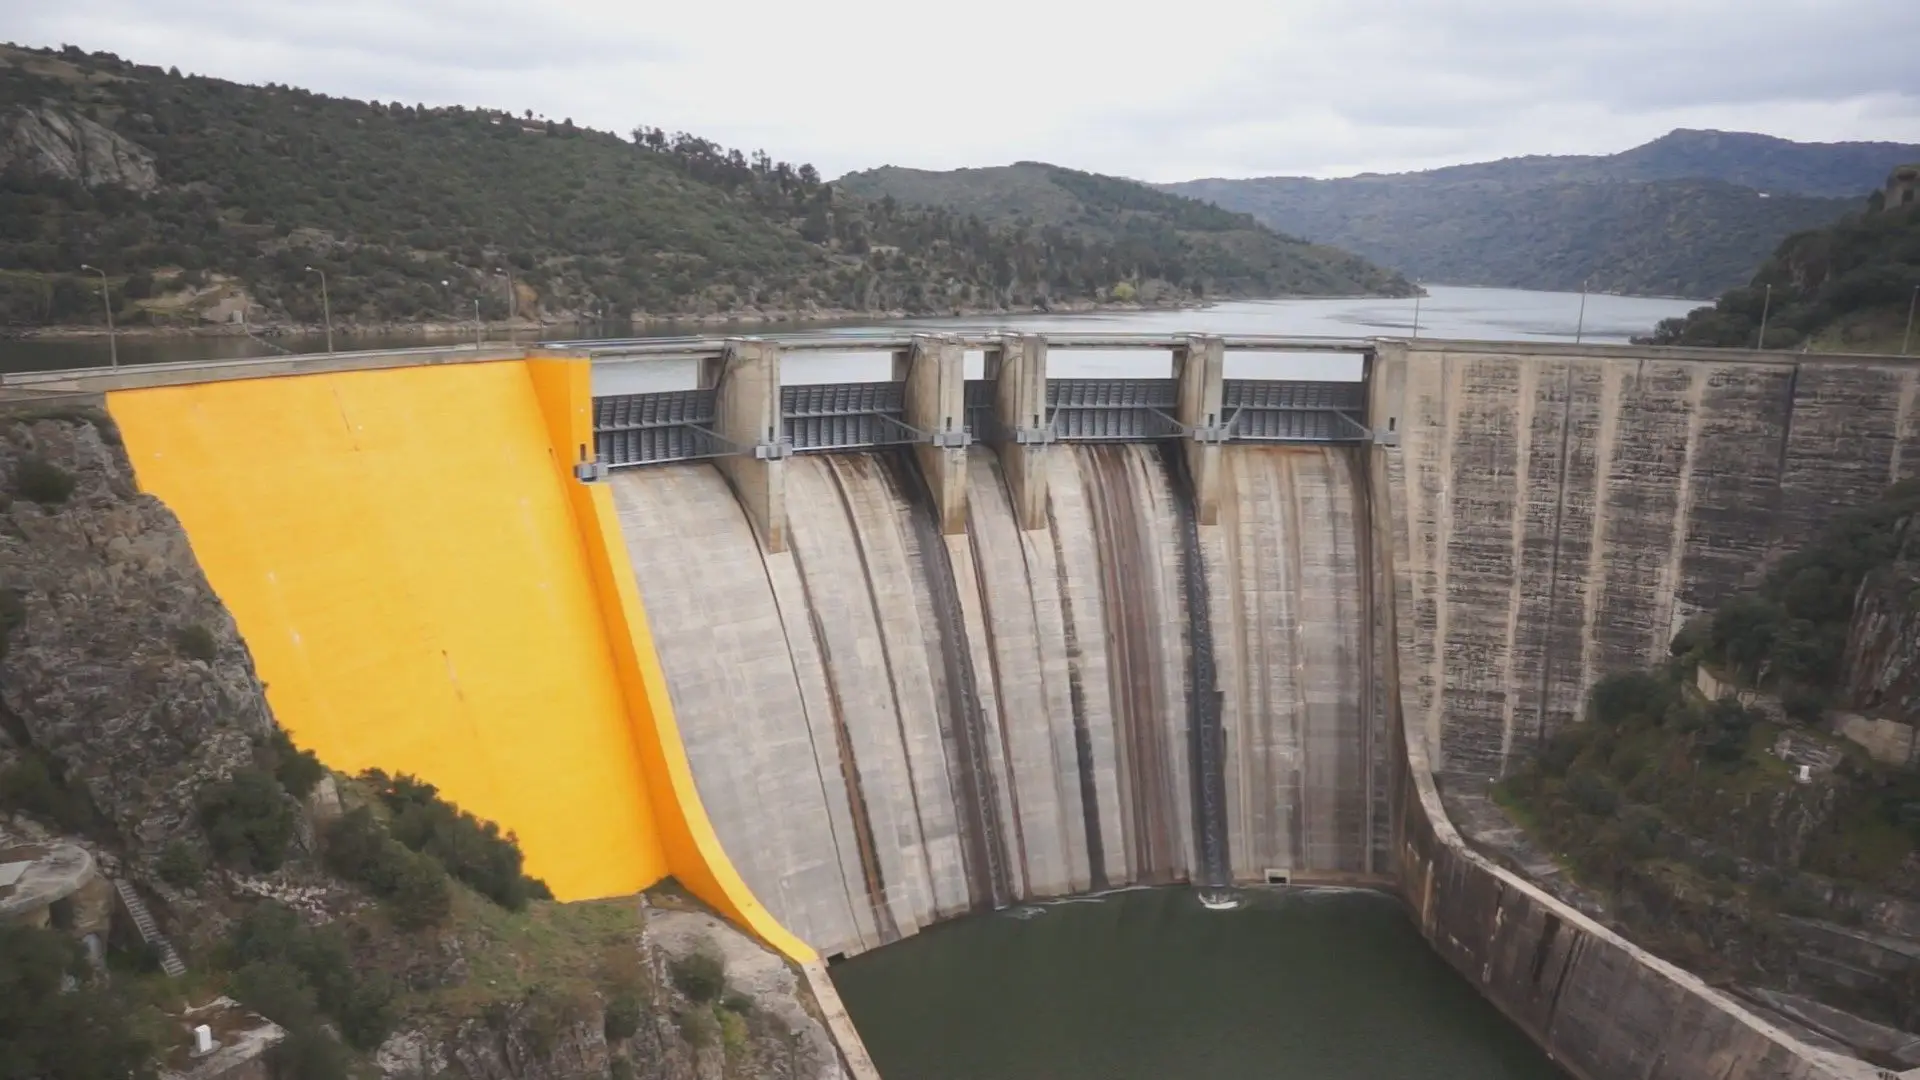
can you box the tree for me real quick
[0,924,154,1080]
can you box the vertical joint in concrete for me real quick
[711,337,789,553]
[902,334,971,534]
[1174,334,1226,526]
[988,333,1053,530]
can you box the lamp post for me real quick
[1756,283,1773,351]
[473,298,483,348]
[304,266,333,353]
[1574,277,1590,344]
[1411,284,1423,339]
[1904,285,1918,357]
[78,264,117,368]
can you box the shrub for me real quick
[1588,671,1675,728]
[1781,684,1829,725]
[0,753,96,832]
[1566,771,1618,817]
[267,1024,352,1080]
[0,924,153,1080]
[199,769,295,871]
[172,623,217,661]
[676,1007,719,1048]
[12,456,75,505]
[669,949,726,1003]
[157,840,205,888]
[366,770,550,910]
[228,903,394,1051]
[721,990,755,1016]
[322,808,452,929]
[271,729,326,799]
[604,992,642,1042]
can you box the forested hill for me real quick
[0,44,1407,332]
[835,162,1414,299]
[1647,170,1920,352]
[1162,130,1920,298]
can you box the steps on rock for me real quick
[111,878,186,978]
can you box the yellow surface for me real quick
[525,359,816,962]
[107,362,667,900]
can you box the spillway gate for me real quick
[585,332,1381,468]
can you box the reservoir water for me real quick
[830,887,1565,1080]
[1,285,1699,374]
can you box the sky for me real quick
[8,0,1920,182]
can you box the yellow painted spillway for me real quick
[103,359,813,962]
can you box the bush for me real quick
[157,840,205,888]
[199,769,296,871]
[12,456,75,505]
[1781,684,1829,725]
[366,770,550,910]
[172,623,217,661]
[604,992,642,1042]
[1566,770,1618,817]
[676,1007,719,1048]
[0,924,153,1080]
[322,808,452,929]
[1588,671,1675,728]
[267,1024,352,1080]
[228,903,395,1050]
[272,729,326,799]
[0,752,96,831]
[669,949,726,1003]
[721,990,756,1016]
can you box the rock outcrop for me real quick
[1841,518,1920,730]
[0,405,269,895]
[0,105,159,193]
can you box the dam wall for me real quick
[1373,341,1920,784]
[615,439,1388,958]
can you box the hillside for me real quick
[0,45,1407,333]
[1647,173,1920,351]
[835,162,1414,298]
[1162,129,1919,297]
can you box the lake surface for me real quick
[1,285,1700,379]
[831,886,1565,1080]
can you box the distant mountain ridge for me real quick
[1160,129,1920,297]
[835,162,1414,299]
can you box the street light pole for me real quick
[1904,285,1918,356]
[78,264,117,368]
[1575,277,1590,344]
[497,268,516,345]
[1411,284,1423,339]
[1756,283,1773,351]
[304,266,333,353]
[474,298,483,348]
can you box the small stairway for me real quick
[111,878,186,978]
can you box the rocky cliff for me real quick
[0,104,158,192]
[1841,519,1920,730]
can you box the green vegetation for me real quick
[0,43,1401,329]
[11,457,75,506]
[363,769,552,910]
[322,807,453,930]
[1648,197,1920,351]
[170,622,215,662]
[227,902,397,1051]
[0,924,154,1080]
[197,768,296,872]
[837,163,1414,299]
[668,948,727,1003]
[0,751,97,832]
[154,840,204,888]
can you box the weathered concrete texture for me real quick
[1381,343,1920,782]
[708,339,787,552]
[1211,446,1387,880]
[898,336,968,535]
[622,442,1236,957]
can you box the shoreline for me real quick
[1,291,1423,342]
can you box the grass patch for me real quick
[405,892,647,1019]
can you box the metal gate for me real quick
[1220,380,1368,442]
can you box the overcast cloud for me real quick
[8,0,1919,181]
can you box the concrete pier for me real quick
[897,335,969,533]
[705,338,789,552]
[1174,334,1226,526]
[987,334,1053,531]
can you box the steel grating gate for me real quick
[781,381,914,452]
[594,389,720,466]
[963,379,995,442]
[1221,379,1368,442]
[1047,378,1182,440]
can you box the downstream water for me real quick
[2,286,1700,375]
[832,887,1564,1080]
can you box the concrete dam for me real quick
[16,333,1916,1080]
